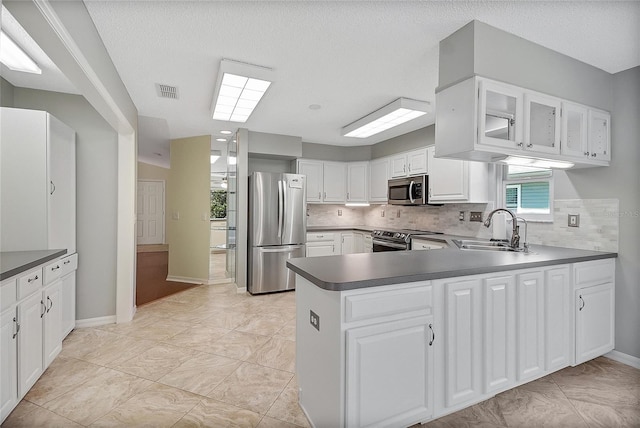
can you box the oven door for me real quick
[372,238,407,252]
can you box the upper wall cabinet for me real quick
[296,159,346,204]
[369,158,389,203]
[0,108,76,253]
[390,148,428,178]
[427,146,489,204]
[297,160,324,203]
[346,162,368,203]
[436,76,610,168]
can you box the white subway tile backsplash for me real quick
[307,198,618,252]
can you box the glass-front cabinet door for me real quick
[560,101,588,158]
[478,79,523,150]
[524,93,561,155]
[588,109,611,161]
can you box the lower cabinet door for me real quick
[444,278,482,408]
[17,292,44,397]
[516,271,545,381]
[346,316,433,427]
[306,243,334,257]
[544,267,571,371]
[43,281,63,368]
[483,275,516,394]
[1,309,18,423]
[61,272,76,338]
[576,282,614,364]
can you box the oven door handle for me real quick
[372,239,407,250]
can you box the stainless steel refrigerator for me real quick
[248,172,306,294]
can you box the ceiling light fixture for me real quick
[215,138,227,142]
[220,130,233,135]
[342,98,430,138]
[0,30,41,74]
[211,59,273,123]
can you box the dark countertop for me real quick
[307,225,375,233]
[287,245,617,291]
[0,250,67,281]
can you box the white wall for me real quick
[12,87,119,320]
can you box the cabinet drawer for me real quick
[1,277,17,312]
[307,232,336,242]
[344,284,432,323]
[60,253,78,276]
[17,268,43,299]
[44,259,63,284]
[574,259,615,288]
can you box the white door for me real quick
[427,146,469,202]
[322,162,346,203]
[1,309,18,422]
[297,160,323,203]
[137,180,165,245]
[368,158,389,202]
[346,316,433,427]
[516,271,545,382]
[43,281,63,367]
[18,292,44,397]
[544,267,571,371]
[347,162,368,202]
[576,282,615,364]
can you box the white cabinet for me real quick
[17,292,44,397]
[587,109,611,162]
[341,233,355,255]
[544,266,571,371]
[427,146,489,203]
[574,259,615,364]
[368,158,389,203]
[297,160,323,203]
[560,101,589,158]
[441,277,482,408]
[390,148,428,178]
[516,271,545,382]
[1,108,76,253]
[483,275,516,394]
[43,281,62,367]
[346,162,368,203]
[323,162,346,203]
[436,76,610,167]
[345,316,433,427]
[306,232,339,257]
[61,272,76,338]
[363,234,373,253]
[0,309,18,422]
[353,232,365,253]
[411,238,446,250]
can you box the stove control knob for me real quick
[399,233,406,239]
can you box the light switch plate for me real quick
[568,214,580,227]
[470,212,483,222]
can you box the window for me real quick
[500,165,553,222]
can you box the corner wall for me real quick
[167,135,210,283]
[12,87,119,320]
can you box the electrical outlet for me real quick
[381,210,385,217]
[470,211,483,222]
[310,310,320,331]
[568,214,580,227]
[459,211,465,221]
[337,209,342,216]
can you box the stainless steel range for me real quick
[371,229,442,252]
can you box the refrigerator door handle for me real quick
[277,180,284,238]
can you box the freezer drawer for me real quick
[249,245,305,294]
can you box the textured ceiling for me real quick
[81,1,640,150]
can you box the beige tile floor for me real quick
[4,283,639,427]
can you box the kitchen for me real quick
[1,1,639,427]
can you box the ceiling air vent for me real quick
[156,83,179,99]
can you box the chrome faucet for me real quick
[516,217,530,253]
[484,208,520,249]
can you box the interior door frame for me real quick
[137,179,166,245]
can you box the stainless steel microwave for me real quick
[388,175,427,205]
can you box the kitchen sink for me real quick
[453,239,527,253]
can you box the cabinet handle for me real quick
[517,142,524,147]
[584,151,590,157]
[579,295,585,311]
[408,163,411,171]
[40,300,46,318]
[318,192,321,199]
[64,260,71,265]
[428,324,435,346]
[28,275,39,283]
[347,192,350,200]
[591,153,597,158]
[50,180,56,195]
[51,265,60,271]
[13,317,20,339]
[47,296,53,313]
[526,143,533,148]
[324,192,326,199]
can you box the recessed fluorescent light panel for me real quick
[211,59,273,123]
[0,30,41,74]
[500,156,574,169]
[342,98,430,138]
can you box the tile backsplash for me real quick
[307,198,619,252]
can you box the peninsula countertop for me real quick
[286,245,617,291]
[0,249,68,281]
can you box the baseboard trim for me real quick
[207,278,235,285]
[236,286,247,294]
[166,275,206,285]
[605,350,640,369]
[75,315,117,328]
